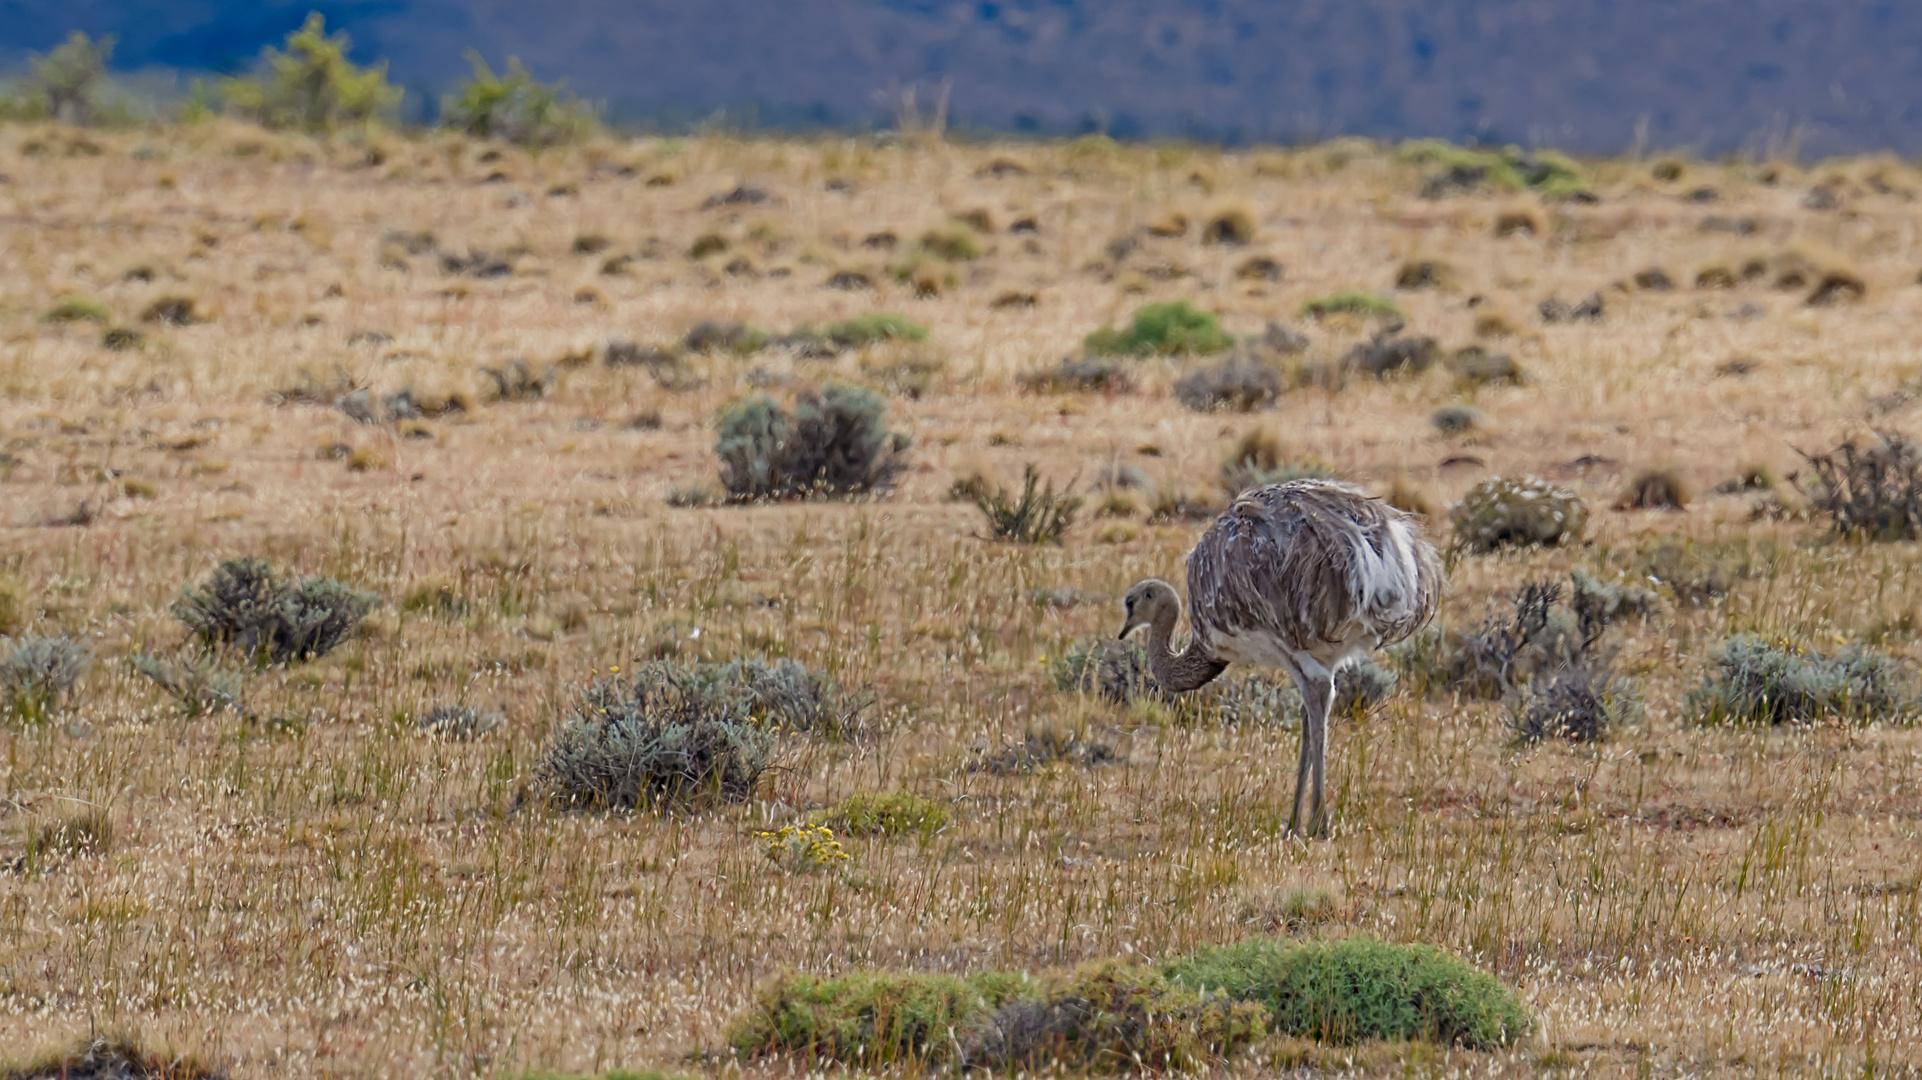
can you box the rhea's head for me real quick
[1118,578,1181,640]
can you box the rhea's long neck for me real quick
[1146,604,1229,693]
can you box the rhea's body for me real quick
[1120,480,1443,834]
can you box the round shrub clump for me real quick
[1450,475,1587,552]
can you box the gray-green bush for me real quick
[715,386,910,501]
[173,558,378,665]
[0,635,91,723]
[1690,635,1918,726]
[442,52,595,145]
[531,663,777,811]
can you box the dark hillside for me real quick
[4,0,1920,153]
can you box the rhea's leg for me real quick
[1299,667,1335,837]
[1288,701,1313,834]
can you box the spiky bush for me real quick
[1799,432,1922,540]
[715,386,911,501]
[1450,476,1587,552]
[1084,301,1234,357]
[0,635,91,723]
[172,559,378,665]
[1161,936,1532,1049]
[976,465,1081,543]
[442,52,595,145]
[1513,663,1640,743]
[1174,355,1283,412]
[531,663,776,811]
[1690,636,1918,726]
[220,14,401,131]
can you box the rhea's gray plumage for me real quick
[1119,479,1442,837]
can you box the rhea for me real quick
[1119,480,1442,836]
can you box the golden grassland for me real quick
[1,121,1921,1076]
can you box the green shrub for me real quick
[1689,636,1919,726]
[172,558,378,665]
[975,465,1081,543]
[30,32,112,125]
[1450,476,1587,552]
[531,663,776,811]
[814,791,948,839]
[727,969,1013,1066]
[1085,301,1234,357]
[1162,936,1532,1050]
[42,296,109,324]
[714,386,911,501]
[221,14,402,131]
[1300,291,1404,322]
[0,635,91,724]
[1399,140,1583,199]
[443,52,595,145]
[784,313,930,355]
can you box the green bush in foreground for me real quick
[727,936,1529,1070]
[1085,300,1234,357]
[1162,937,1533,1050]
[1689,635,1918,726]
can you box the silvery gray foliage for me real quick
[0,634,91,722]
[173,558,377,664]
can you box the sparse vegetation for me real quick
[1690,636,1918,726]
[0,635,90,723]
[714,385,911,501]
[172,558,378,665]
[531,662,777,811]
[1799,432,1922,539]
[975,465,1081,543]
[1174,354,1283,412]
[1084,300,1234,357]
[1450,476,1588,552]
[813,791,948,840]
[443,52,596,145]
[1301,291,1404,323]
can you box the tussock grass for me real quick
[1084,300,1233,357]
[974,464,1081,544]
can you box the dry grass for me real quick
[1,122,1920,1077]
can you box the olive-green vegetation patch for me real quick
[1161,936,1533,1050]
[1084,300,1234,357]
[813,790,949,839]
[727,936,1529,1071]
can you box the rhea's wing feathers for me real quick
[1186,481,1441,652]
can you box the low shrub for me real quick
[1690,636,1918,726]
[1018,356,1135,394]
[417,703,504,740]
[0,635,91,723]
[531,663,777,811]
[1400,140,1582,200]
[1221,430,1338,495]
[131,651,248,718]
[916,225,982,261]
[480,358,555,401]
[1798,432,1922,540]
[0,1036,225,1080]
[1539,293,1605,322]
[1162,936,1532,1049]
[728,936,1528,1071]
[814,791,948,839]
[1343,334,1439,378]
[172,558,378,665]
[758,823,851,871]
[1448,346,1524,386]
[1618,468,1690,510]
[715,386,911,501]
[1084,300,1233,357]
[681,321,769,355]
[1201,208,1256,245]
[1431,405,1483,435]
[1450,476,1587,552]
[442,52,595,145]
[976,728,1119,774]
[1512,662,1640,743]
[42,296,109,324]
[1395,259,1456,290]
[20,807,113,866]
[976,465,1081,544]
[1174,355,1283,412]
[790,313,929,353]
[1300,291,1403,324]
